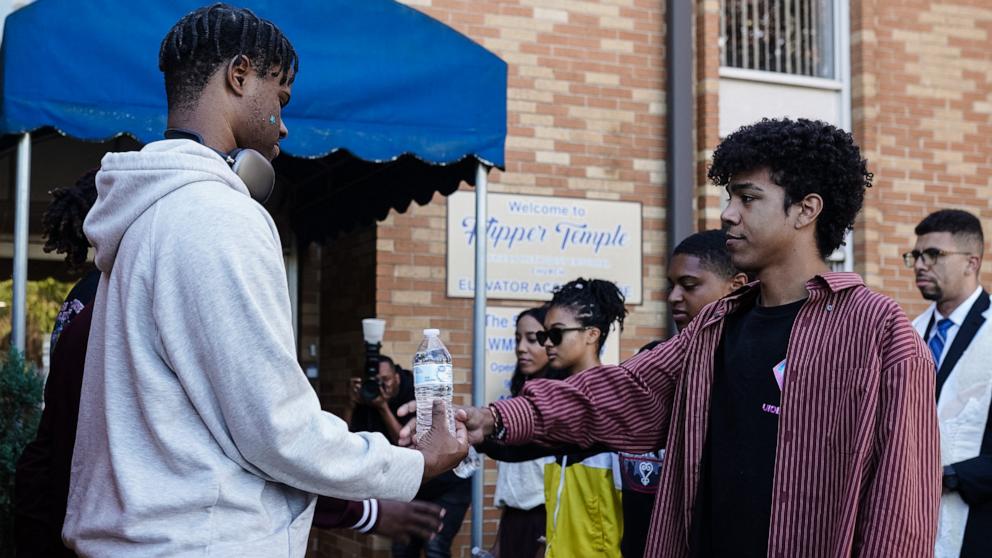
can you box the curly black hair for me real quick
[42,168,98,273]
[548,278,628,350]
[159,4,298,111]
[708,118,873,258]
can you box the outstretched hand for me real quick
[399,402,497,447]
[455,406,495,446]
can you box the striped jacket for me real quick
[493,273,941,558]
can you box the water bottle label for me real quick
[414,363,452,385]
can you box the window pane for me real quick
[719,0,835,79]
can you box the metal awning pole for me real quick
[470,161,488,551]
[666,0,694,333]
[12,133,31,352]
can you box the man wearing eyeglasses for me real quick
[906,209,992,558]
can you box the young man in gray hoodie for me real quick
[63,5,466,556]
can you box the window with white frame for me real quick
[720,0,835,79]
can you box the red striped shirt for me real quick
[493,273,941,557]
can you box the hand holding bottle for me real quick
[416,399,469,482]
[397,403,494,447]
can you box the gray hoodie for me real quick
[63,140,423,557]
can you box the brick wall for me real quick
[852,0,992,318]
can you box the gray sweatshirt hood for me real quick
[85,139,249,273]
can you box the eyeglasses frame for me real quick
[901,248,973,268]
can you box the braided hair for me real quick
[158,3,299,111]
[42,168,98,273]
[548,278,628,350]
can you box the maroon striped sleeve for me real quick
[493,396,535,444]
[853,310,940,556]
[492,319,696,453]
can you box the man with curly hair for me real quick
[452,119,941,557]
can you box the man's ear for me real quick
[794,193,824,230]
[730,272,749,291]
[226,55,252,96]
[966,254,982,276]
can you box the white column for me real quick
[470,162,488,550]
[12,132,31,352]
[837,0,854,271]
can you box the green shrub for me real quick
[0,278,74,366]
[0,348,44,557]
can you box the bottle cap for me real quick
[423,328,440,336]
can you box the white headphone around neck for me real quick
[164,128,275,204]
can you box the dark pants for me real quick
[492,505,546,558]
[392,487,470,558]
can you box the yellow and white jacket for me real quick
[544,450,623,558]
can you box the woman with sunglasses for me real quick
[536,278,628,558]
[477,279,627,557]
[490,306,561,558]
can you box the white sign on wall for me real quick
[447,192,642,304]
[485,306,620,403]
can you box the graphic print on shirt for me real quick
[620,451,664,494]
[763,358,787,415]
[51,298,86,351]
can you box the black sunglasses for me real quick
[536,326,590,346]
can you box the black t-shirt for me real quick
[620,450,663,558]
[621,339,667,557]
[690,297,805,557]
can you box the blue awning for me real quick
[0,0,506,168]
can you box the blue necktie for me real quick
[928,318,953,367]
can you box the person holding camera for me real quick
[344,355,408,444]
[345,355,471,558]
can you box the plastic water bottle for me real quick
[413,329,481,479]
[413,329,454,442]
